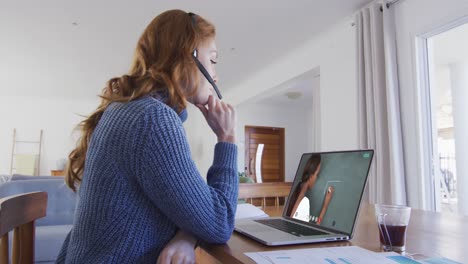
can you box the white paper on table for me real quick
[235,203,269,220]
[245,246,408,264]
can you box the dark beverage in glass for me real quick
[379,224,407,249]
[374,204,411,252]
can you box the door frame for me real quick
[415,15,468,211]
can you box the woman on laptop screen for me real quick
[286,154,335,225]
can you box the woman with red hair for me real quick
[57,10,237,264]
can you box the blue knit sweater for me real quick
[56,96,238,263]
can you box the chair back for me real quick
[238,182,292,208]
[0,180,75,226]
[0,191,47,264]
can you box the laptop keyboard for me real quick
[255,219,327,237]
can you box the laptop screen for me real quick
[284,150,374,235]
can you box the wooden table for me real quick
[199,204,468,263]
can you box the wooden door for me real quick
[244,126,285,182]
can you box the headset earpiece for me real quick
[187,12,223,100]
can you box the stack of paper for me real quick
[246,246,400,264]
[235,203,269,220]
[245,246,463,264]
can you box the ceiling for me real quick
[0,0,371,99]
[242,67,320,108]
[433,22,468,66]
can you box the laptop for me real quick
[234,149,374,246]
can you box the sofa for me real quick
[0,176,76,263]
[11,174,63,181]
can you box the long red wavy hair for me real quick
[65,9,215,191]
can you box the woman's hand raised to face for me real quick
[196,95,236,143]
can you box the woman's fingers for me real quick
[207,94,216,111]
[156,250,170,264]
[196,95,236,143]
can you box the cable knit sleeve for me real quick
[135,104,238,244]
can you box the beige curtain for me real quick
[356,1,407,205]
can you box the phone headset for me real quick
[188,12,223,99]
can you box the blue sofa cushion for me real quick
[0,174,12,183]
[35,225,73,262]
[11,174,63,181]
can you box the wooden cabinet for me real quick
[50,170,64,176]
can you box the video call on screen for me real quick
[288,151,372,235]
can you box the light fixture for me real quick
[285,91,302,100]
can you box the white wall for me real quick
[183,104,217,179]
[393,0,468,209]
[0,96,98,175]
[236,104,309,182]
[226,18,358,152]
[308,72,321,152]
[449,62,468,216]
